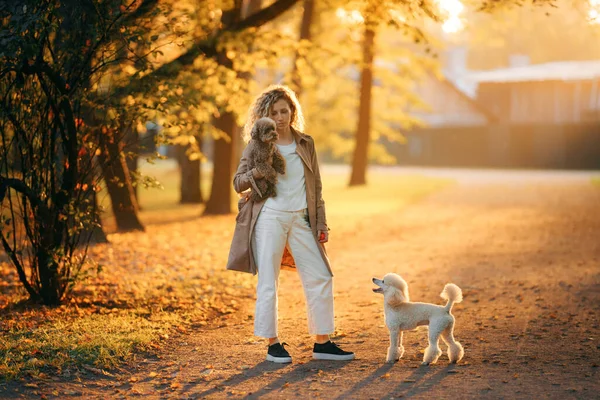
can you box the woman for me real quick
[226,85,354,363]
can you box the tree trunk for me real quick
[36,250,61,305]
[178,136,203,204]
[291,0,314,97]
[203,113,237,215]
[203,2,245,216]
[349,26,375,187]
[99,131,145,232]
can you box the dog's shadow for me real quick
[334,362,457,400]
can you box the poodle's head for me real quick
[251,117,278,143]
[372,273,410,307]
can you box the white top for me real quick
[264,139,307,212]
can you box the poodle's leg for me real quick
[264,164,277,180]
[422,324,443,365]
[272,152,286,175]
[398,331,405,360]
[386,329,403,363]
[255,163,271,180]
[264,181,277,198]
[441,321,464,364]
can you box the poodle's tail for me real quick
[440,283,463,312]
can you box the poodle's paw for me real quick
[448,341,464,364]
[422,346,442,365]
[420,361,431,367]
[386,347,401,363]
[385,354,398,363]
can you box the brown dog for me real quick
[245,117,286,202]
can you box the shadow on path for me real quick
[388,363,457,398]
[190,359,350,398]
[334,363,395,400]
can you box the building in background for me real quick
[472,60,600,124]
[389,49,600,169]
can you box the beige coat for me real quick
[226,128,332,276]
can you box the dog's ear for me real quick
[251,123,260,140]
[388,287,406,308]
[394,276,410,302]
[400,282,409,302]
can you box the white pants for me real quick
[252,207,334,338]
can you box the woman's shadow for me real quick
[191,359,351,398]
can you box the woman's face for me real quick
[269,98,292,133]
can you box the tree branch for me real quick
[109,0,299,99]
[0,176,43,209]
[121,0,160,25]
[226,0,297,32]
[0,232,37,299]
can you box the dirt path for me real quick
[3,170,600,399]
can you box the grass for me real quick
[0,312,172,381]
[322,169,451,227]
[0,161,452,382]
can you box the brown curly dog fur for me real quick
[245,117,286,202]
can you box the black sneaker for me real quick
[313,341,355,361]
[267,342,292,363]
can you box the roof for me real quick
[466,60,600,83]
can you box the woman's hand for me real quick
[239,190,251,202]
[318,230,329,243]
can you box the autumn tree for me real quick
[285,0,561,186]
[265,0,438,186]
[0,0,168,304]
[290,0,316,97]
[102,0,300,215]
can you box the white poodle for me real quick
[372,273,464,365]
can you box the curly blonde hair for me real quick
[242,85,305,143]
